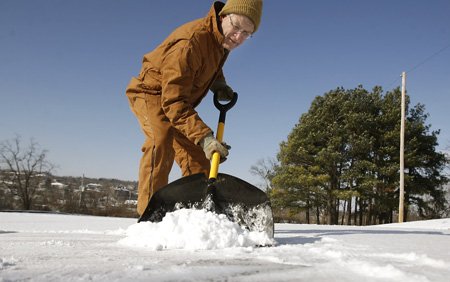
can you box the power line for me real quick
[405,42,450,74]
[386,42,450,89]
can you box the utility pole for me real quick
[399,72,406,223]
[79,174,85,209]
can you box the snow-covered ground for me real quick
[1,211,449,282]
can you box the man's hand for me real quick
[199,133,230,161]
[210,80,235,101]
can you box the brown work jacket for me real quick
[126,2,228,145]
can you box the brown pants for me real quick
[126,92,210,215]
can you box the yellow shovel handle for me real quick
[209,122,225,179]
[209,152,221,179]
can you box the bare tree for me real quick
[0,135,54,210]
[250,158,277,192]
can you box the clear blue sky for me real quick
[1,1,449,187]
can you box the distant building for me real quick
[124,200,137,206]
[114,185,131,202]
[82,183,102,192]
[51,181,67,188]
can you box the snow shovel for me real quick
[138,92,274,238]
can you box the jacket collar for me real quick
[205,1,226,47]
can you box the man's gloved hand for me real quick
[199,133,231,161]
[210,80,235,101]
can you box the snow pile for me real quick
[119,209,275,250]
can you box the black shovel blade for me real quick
[138,173,274,238]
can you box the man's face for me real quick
[221,14,255,51]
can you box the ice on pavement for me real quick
[1,212,450,281]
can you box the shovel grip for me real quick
[214,92,238,125]
[209,92,238,180]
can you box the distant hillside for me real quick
[0,170,139,218]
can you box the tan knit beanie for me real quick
[219,0,263,32]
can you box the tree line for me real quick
[253,86,449,225]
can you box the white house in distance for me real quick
[51,180,67,188]
[81,183,102,192]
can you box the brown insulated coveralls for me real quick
[126,2,229,215]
